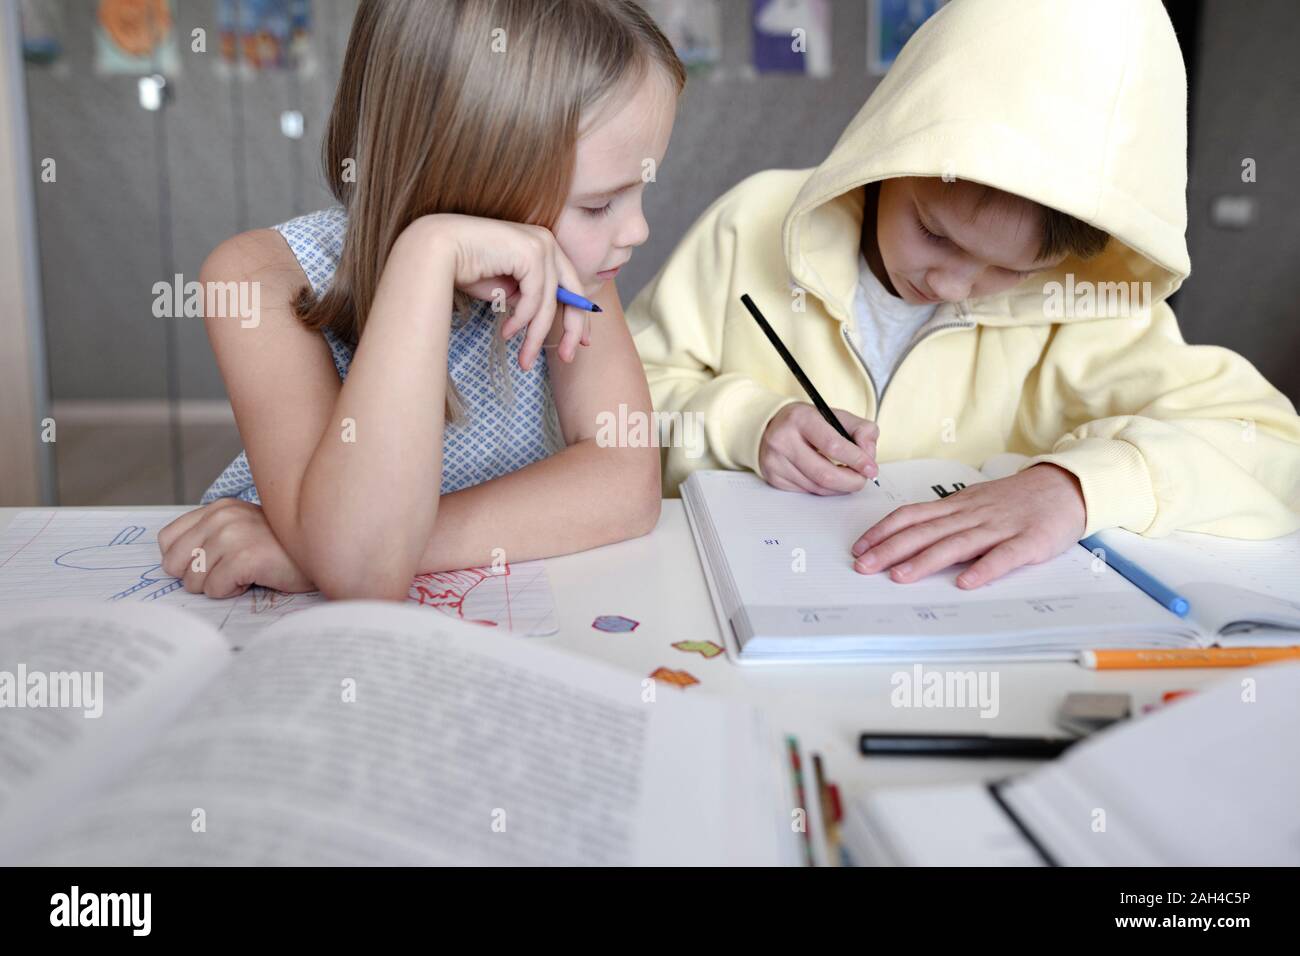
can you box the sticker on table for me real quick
[649,667,700,689]
[593,614,640,633]
[672,640,724,659]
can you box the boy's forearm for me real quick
[415,439,662,573]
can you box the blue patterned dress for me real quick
[200,206,562,505]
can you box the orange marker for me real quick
[1081,647,1300,670]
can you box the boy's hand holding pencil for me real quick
[759,403,879,495]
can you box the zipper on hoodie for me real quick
[839,316,975,422]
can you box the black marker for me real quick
[859,733,1076,759]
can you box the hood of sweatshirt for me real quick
[782,0,1191,328]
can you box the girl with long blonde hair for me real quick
[159,0,684,600]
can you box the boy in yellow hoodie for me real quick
[629,0,1300,590]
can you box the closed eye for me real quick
[916,214,946,244]
[582,202,614,218]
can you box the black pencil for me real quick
[740,293,880,486]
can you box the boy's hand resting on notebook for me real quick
[851,463,1087,588]
[759,403,879,494]
[158,499,316,599]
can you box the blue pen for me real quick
[557,286,603,313]
[1079,534,1190,617]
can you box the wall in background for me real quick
[21,0,1300,413]
[1179,0,1300,401]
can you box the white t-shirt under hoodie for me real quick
[849,252,939,400]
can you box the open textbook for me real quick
[683,457,1300,663]
[0,601,800,866]
[840,663,1300,866]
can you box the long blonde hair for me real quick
[295,0,685,416]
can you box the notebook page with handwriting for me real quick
[685,462,1200,661]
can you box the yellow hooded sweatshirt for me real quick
[629,0,1300,539]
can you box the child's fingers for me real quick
[831,410,879,474]
[953,536,1037,589]
[503,238,553,345]
[791,441,867,495]
[461,276,518,305]
[201,550,254,600]
[852,499,954,556]
[834,409,880,445]
[769,460,822,495]
[160,521,214,579]
[517,252,558,370]
[157,507,207,562]
[803,416,871,474]
[552,244,587,362]
[852,504,967,564]
[886,524,1001,584]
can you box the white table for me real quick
[0,503,1232,801]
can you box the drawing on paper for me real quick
[0,510,560,647]
[54,525,183,602]
[410,567,512,627]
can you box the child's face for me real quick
[874,176,1067,304]
[553,68,678,296]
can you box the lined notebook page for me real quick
[1088,527,1300,640]
[695,464,1145,604]
[687,463,1197,656]
[1090,526,1300,598]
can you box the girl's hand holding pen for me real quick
[759,403,879,495]
[409,213,590,370]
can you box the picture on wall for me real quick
[868,0,947,75]
[641,0,723,78]
[752,0,832,77]
[216,0,315,76]
[94,0,179,76]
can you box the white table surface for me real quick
[0,502,1234,801]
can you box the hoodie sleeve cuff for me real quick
[719,381,799,477]
[1020,437,1159,537]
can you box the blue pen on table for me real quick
[1079,534,1190,617]
[557,286,603,313]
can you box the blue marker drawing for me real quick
[54,525,184,602]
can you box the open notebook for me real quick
[0,600,801,866]
[840,662,1300,866]
[682,458,1300,663]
